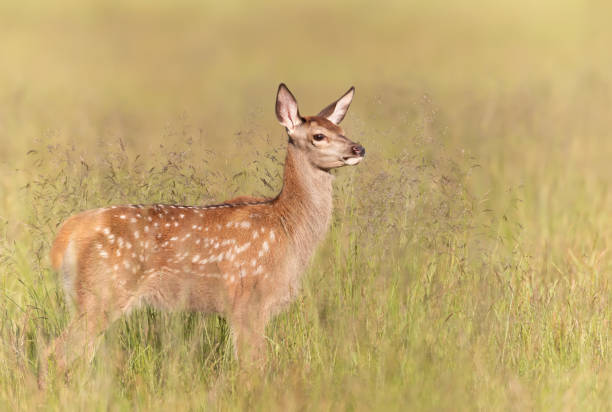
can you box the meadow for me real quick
[1,0,611,410]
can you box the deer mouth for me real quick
[342,156,363,166]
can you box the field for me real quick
[1,0,612,410]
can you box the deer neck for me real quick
[274,143,334,267]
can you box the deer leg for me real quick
[229,304,269,367]
[38,278,132,389]
[54,311,107,369]
[38,308,108,388]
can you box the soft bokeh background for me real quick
[1,0,611,410]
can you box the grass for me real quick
[1,0,612,410]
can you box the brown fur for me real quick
[39,84,364,387]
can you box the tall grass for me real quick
[1,0,612,410]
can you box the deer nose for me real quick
[352,145,365,157]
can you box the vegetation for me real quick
[0,1,611,409]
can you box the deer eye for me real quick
[313,134,325,141]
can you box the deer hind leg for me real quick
[39,266,129,388]
[39,307,108,385]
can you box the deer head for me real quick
[275,84,365,171]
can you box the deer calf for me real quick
[41,83,364,384]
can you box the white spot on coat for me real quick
[235,242,251,254]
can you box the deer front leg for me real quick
[229,302,269,367]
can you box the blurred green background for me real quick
[1,0,611,232]
[1,0,612,410]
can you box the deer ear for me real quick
[276,83,303,132]
[317,86,355,125]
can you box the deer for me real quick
[39,83,365,387]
